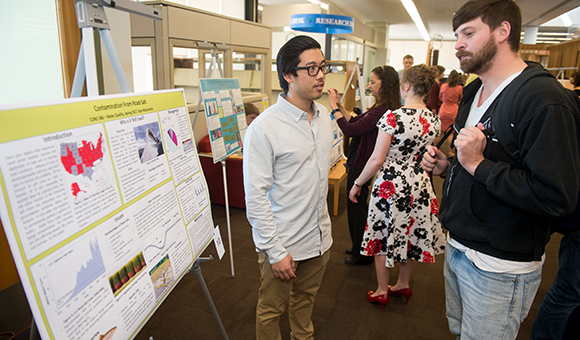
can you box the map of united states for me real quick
[60,133,104,198]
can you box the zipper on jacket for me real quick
[446,163,457,198]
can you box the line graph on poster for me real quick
[142,214,182,265]
[35,232,106,309]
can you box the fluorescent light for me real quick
[320,2,329,10]
[521,32,572,36]
[308,0,321,4]
[258,5,263,11]
[400,0,430,41]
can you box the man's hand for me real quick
[454,123,486,176]
[271,254,296,281]
[421,145,450,176]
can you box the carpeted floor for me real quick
[135,176,561,340]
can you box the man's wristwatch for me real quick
[331,108,339,115]
[354,179,362,187]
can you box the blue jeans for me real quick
[532,229,580,340]
[444,242,542,340]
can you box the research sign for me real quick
[0,89,214,340]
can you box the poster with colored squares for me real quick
[199,78,248,163]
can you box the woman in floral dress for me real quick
[349,64,446,310]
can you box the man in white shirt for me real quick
[243,35,334,340]
[421,0,580,339]
[397,54,414,81]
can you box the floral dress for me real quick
[360,108,446,267]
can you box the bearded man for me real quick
[421,0,580,339]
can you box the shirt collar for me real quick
[277,92,319,123]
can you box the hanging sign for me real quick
[290,14,354,34]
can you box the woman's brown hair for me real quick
[401,64,437,97]
[371,65,401,111]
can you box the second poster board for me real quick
[199,78,248,163]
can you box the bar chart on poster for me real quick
[0,89,214,340]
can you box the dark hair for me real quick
[435,65,446,76]
[571,71,580,86]
[401,64,437,97]
[243,102,260,116]
[371,65,402,111]
[276,35,322,93]
[447,70,462,87]
[452,0,521,53]
[403,54,414,61]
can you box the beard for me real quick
[456,35,498,74]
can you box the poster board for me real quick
[330,112,344,166]
[0,89,215,340]
[199,78,247,163]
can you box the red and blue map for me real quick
[60,133,104,198]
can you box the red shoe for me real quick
[387,286,413,303]
[367,291,389,311]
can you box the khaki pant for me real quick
[256,251,330,340]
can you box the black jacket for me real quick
[440,62,580,261]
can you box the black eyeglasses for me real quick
[294,64,332,76]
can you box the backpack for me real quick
[489,64,580,235]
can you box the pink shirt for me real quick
[439,83,463,132]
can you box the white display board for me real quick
[0,89,214,340]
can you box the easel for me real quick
[191,43,236,278]
[342,58,368,113]
[58,1,229,340]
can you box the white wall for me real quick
[387,40,460,74]
[271,32,327,64]
[0,0,64,105]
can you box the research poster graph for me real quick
[0,89,214,340]
[199,78,247,162]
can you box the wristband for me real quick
[354,179,362,187]
[331,108,339,115]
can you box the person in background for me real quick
[426,65,446,114]
[438,70,463,155]
[532,228,580,340]
[350,64,445,310]
[464,73,479,86]
[243,101,260,125]
[243,35,334,340]
[397,54,414,81]
[421,0,580,338]
[570,70,580,97]
[327,65,401,265]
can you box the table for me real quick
[328,157,348,216]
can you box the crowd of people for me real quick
[238,0,580,339]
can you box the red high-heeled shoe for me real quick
[387,286,413,303]
[366,291,389,311]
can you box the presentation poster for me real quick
[199,78,247,163]
[330,112,344,166]
[0,89,215,340]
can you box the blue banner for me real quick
[290,14,354,34]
